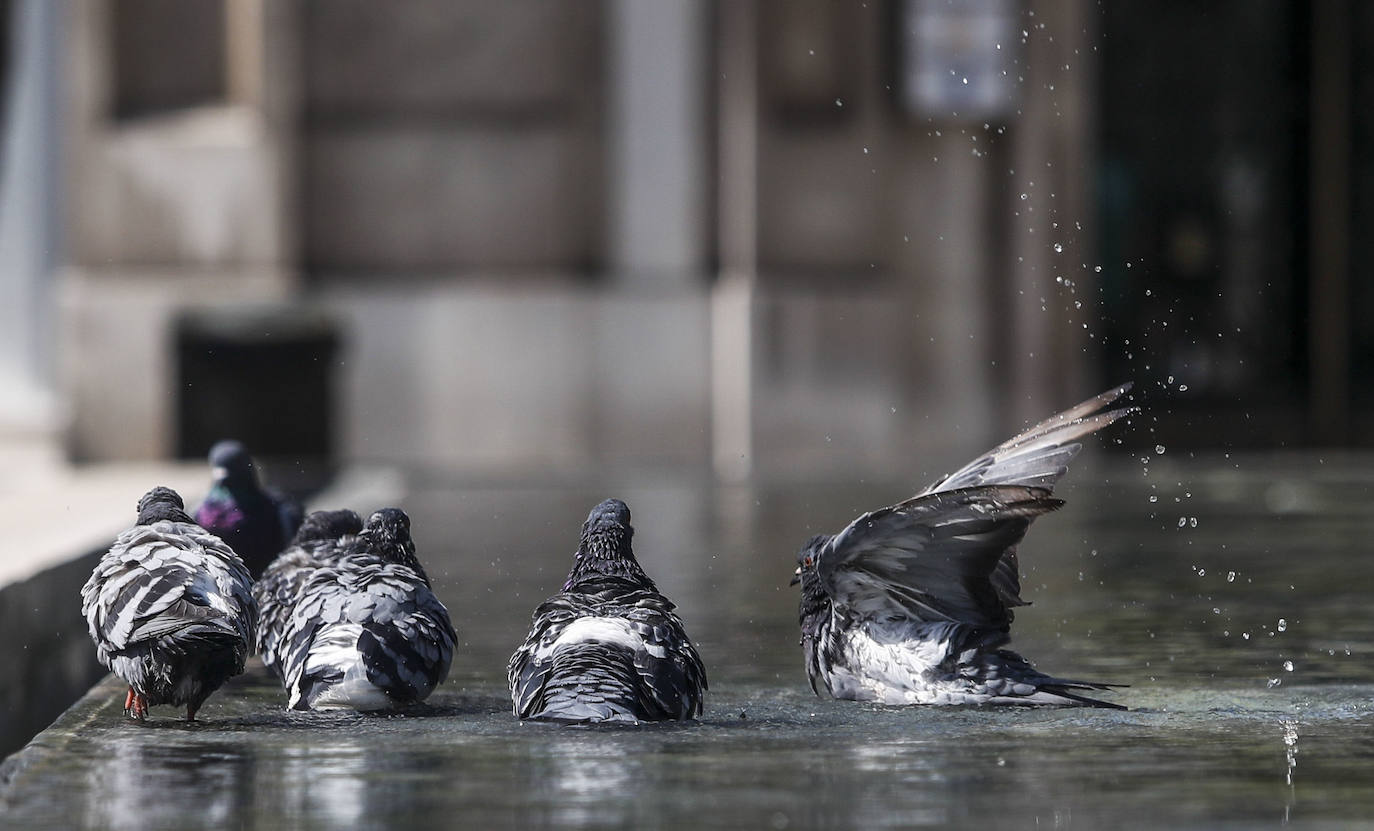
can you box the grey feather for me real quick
[508,498,707,724]
[795,386,1133,709]
[257,508,454,712]
[80,487,256,719]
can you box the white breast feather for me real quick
[552,616,654,655]
[297,623,392,711]
[831,620,963,705]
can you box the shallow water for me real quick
[5,456,1374,829]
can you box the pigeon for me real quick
[80,486,256,721]
[792,384,1136,708]
[194,440,304,579]
[272,508,455,711]
[508,498,707,724]
[254,509,364,683]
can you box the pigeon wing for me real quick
[278,563,354,706]
[624,599,708,719]
[254,548,321,675]
[82,523,253,656]
[353,564,456,702]
[921,383,1135,496]
[816,486,1063,629]
[911,384,1133,614]
[508,597,584,718]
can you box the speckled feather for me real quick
[508,499,707,724]
[80,487,256,717]
[254,509,364,682]
[796,385,1135,708]
[270,510,455,711]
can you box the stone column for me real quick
[606,0,708,286]
[0,0,60,432]
[1005,0,1097,426]
[711,0,757,479]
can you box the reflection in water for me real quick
[538,736,641,827]
[274,740,367,828]
[845,741,950,828]
[83,732,253,831]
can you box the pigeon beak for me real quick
[789,566,801,587]
[212,466,228,480]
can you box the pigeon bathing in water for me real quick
[254,509,364,684]
[509,498,707,724]
[81,486,256,721]
[195,440,303,579]
[263,508,456,711]
[793,385,1136,708]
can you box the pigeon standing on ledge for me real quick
[254,509,364,683]
[81,486,256,721]
[195,440,303,579]
[793,384,1136,708]
[509,498,707,724]
[273,508,455,711]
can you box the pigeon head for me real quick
[135,486,195,526]
[563,498,651,590]
[359,508,429,581]
[586,498,631,529]
[792,535,832,639]
[207,440,258,488]
[291,509,363,546]
[363,508,412,545]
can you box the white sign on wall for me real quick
[900,0,1020,121]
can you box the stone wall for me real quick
[0,549,106,758]
[299,0,605,274]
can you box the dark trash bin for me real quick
[176,305,343,475]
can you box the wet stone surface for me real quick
[4,457,1374,829]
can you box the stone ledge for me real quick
[0,461,405,759]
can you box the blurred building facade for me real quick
[8,0,1371,477]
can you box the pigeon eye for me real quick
[803,555,814,568]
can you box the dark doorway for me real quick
[1096,1,1312,448]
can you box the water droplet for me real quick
[1177,517,1187,528]
[1227,571,1236,582]
[1053,242,1063,253]
[1155,445,1166,454]
[834,98,844,107]
[1277,618,1287,632]
[1283,660,1294,672]
[1094,265,1102,273]
[1267,677,1282,689]
[1148,495,1158,503]
[1283,723,1298,747]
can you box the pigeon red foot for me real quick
[123,687,149,720]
